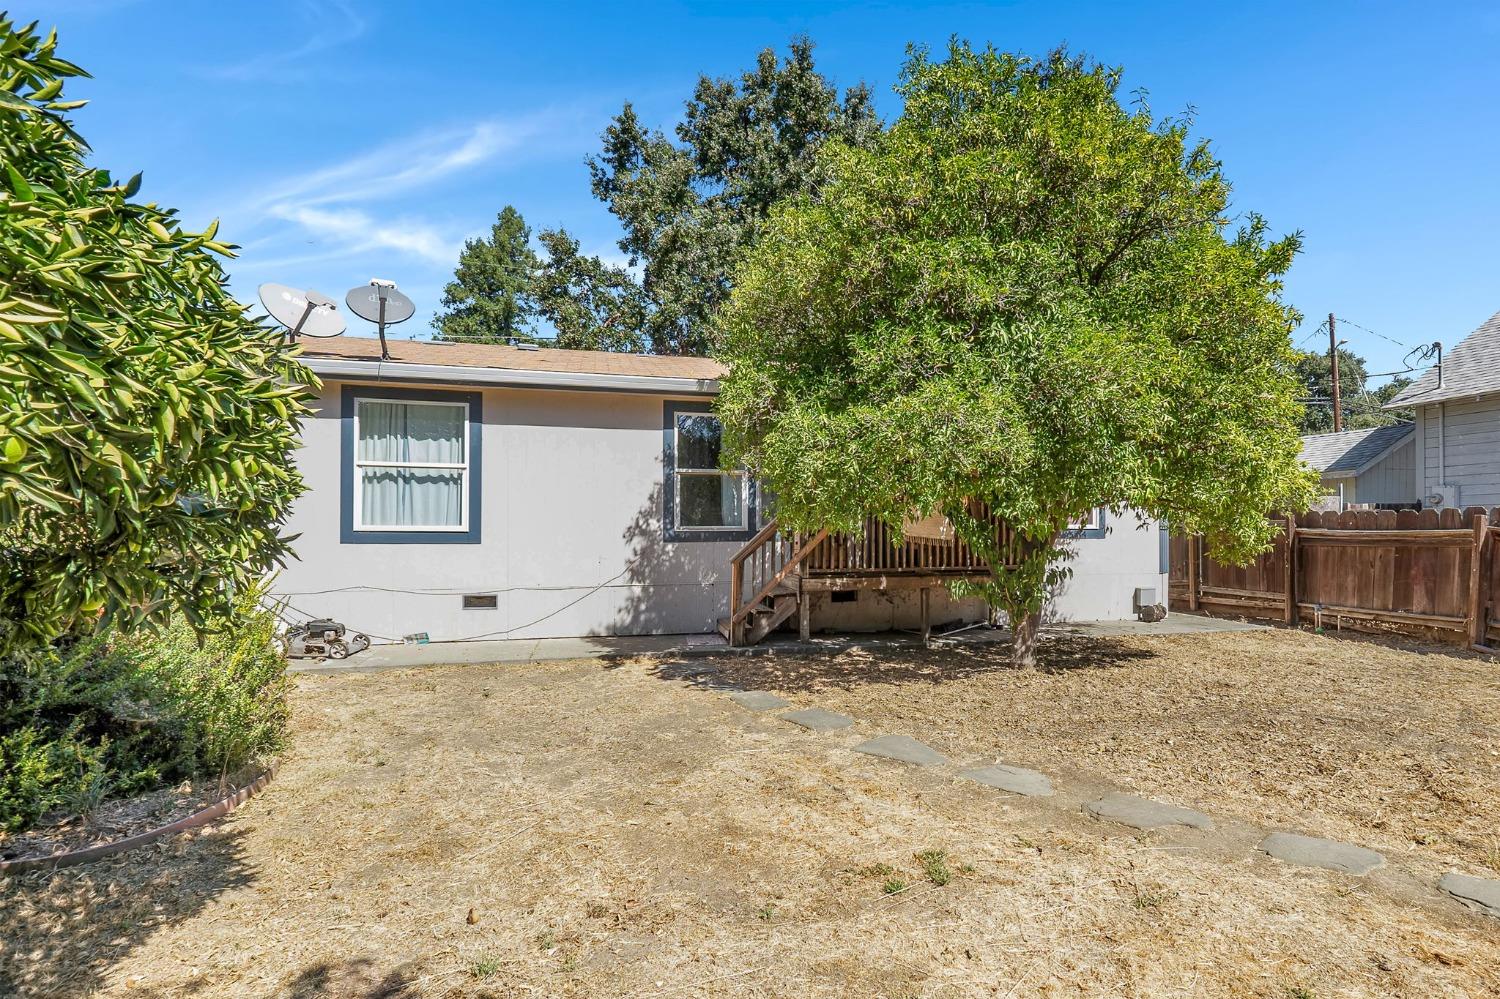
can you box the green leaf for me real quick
[5,163,35,201]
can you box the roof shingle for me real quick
[297,336,726,381]
[1299,423,1414,474]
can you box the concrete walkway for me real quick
[292,613,1265,674]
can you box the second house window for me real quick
[674,412,747,531]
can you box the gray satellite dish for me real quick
[345,279,415,361]
[258,283,346,342]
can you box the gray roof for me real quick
[1385,307,1500,407]
[1299,423,1414,475]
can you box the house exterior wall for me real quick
[275,378,743,642]
[1320,434,1417,508]
[1415,397,1500,507]
[273,376,1167,643]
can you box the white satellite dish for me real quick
[258,283,346,342]
[345,279,415,361]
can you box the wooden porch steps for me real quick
[716,582,799,644]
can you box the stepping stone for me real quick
[1258,832,1384,875]
[726,690,789,712]
[960,764,1054,797]
[780,708,854,732]
[1439,872,1500,918]
[1083,792,1213,831]
[657,661,720,680]
[852,735,947,767]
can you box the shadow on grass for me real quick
[0,827,256,998]
[633,633,1157,695]
[279,957,419,998]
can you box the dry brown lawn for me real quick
[2,626,1498,998]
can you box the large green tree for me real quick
[434,205,539,344]
[0,17,316,651]
[579,37,879,354]
[715,44,1320,667]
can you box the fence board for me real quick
[1171,512,1496,647]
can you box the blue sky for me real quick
[32,0,1500,384]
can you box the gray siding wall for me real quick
[1352,434,1417,505]
[1418,397,1500,507]
[272,377,1165,643]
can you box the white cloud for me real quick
[203,0,369,82]
[270,205,458,264]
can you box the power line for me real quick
[1332,315,1414,350]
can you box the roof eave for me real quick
[1385,386,1500,410]
[304,356,720,396]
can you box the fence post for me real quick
[1284,514,1298,625]
[1470,512,1490,648]
[1186,535,1200,611]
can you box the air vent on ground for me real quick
[831,591,857,603]
[462,594,498,610]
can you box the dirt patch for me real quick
[2,634,1497,998]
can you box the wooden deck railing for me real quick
[725,505,1016,643]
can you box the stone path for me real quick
[1440,872,1500,918]
[780,707,854,732]
[701,677,1500,923]
[1259,832,1384,876]
[1083,792,1214,831]
[852,735,947,767]
[726,690,789,711]
[959,764,1054,797]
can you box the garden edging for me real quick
[0,762,279,876]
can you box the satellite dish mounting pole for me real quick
[288,300,316,343]
[377,285,391,360]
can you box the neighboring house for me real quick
[1386,308,1500,509]
[1299,424,1417,510]
[274,336,1167,644]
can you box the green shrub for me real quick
[0,592,289,834]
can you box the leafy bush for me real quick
[0,593,289,834]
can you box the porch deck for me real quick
[721,507,1017,646]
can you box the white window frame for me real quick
[673,413,748,533]
[1070,508,1101,532]
[352,396,471,533]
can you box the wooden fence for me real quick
[1169,507,1499,649]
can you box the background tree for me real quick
[1293,347,1412,433]
[0,17,315,651]
[530,228,652,352]
[582,37,880,355]
[715,43,1321,668]
[434,205,540,344]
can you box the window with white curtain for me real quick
[353,398,469,531]
[673,412,747,532]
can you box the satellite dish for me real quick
[345,279,415,361]
[258,283,346,341]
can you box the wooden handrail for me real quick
[729,528,829,629]
[729,519,781,568]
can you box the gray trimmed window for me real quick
[663,401,756,542]
[341,385,483,545]
[1065,507,1108,540]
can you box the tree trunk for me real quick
[1010,608,1040,670]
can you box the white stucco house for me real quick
[1385,308,1500,509]
[1299,423,1417,510]
[272,336,1168,645]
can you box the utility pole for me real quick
[1328,312,1342,433]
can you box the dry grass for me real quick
[2,627,1497,998]
[713,627,1500,876]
